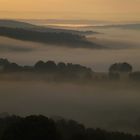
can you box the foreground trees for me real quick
[0,115,140,140]
[2,115,60,140]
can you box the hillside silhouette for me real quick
[0,115,140,140]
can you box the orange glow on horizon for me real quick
[0,0,140,21]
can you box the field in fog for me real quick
[0,80,140,134]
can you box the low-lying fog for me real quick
[0,81,140,134]
[0,23,140,134]
[0,27,140,72]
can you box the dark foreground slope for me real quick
[0,115,140,140]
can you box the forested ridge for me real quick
[0,115,140,140]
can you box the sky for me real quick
[0,0,140,21]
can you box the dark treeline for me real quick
[0,27,98,48]
[0,58,93,81]
[0,58,140,81]
[0,115,140,140]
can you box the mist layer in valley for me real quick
[0,20,140,135]
[0,81,140,134]
[0,34,140,72]
[0,20,140,72]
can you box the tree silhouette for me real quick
[0,115,140,140]
[2,115,60,140]
[34,60,46,71]
[45,61,57,72]
[109,63,133,73]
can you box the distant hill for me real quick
[0,20,37,29]
[0,20,97,35]
[0,20,102,48]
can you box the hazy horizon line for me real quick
[0,18,140,24]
